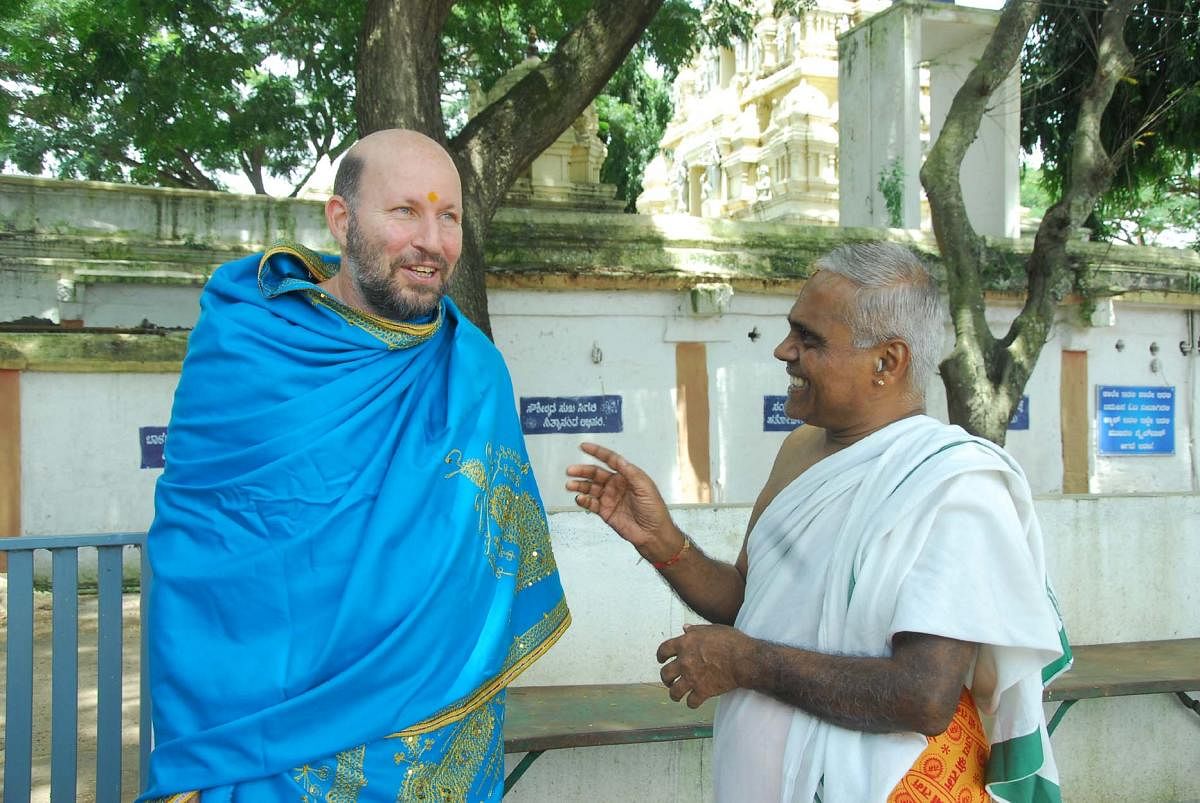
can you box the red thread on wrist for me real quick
[653,536,691,570]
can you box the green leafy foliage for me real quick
[1091,158,1200,251]
[3,0,814,196]
[0,0,358,193]
[877,157,904,228]
[1021,0,1200,247]
[1018,166,1053,222]
[596,56,672,211]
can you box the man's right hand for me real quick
[565,442,685,564]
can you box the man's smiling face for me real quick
[342,141,463,321]
[773,271,879,429]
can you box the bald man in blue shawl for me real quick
[140,130,569,802]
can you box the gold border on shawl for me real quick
[256,241,442,342]
[307,292,442,342]
[150,612,570,802]
[386,604,572,739]
[259,240,333,283]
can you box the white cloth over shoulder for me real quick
[713,415,1070,803]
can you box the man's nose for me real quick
[773,338,793,362]
[411,214,441,255]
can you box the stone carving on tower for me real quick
[637,0,892,224]
[471,30,624,212]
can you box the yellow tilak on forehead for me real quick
[427,191,439,203]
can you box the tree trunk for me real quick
[355,0,666,337]
[355,0,451,136]
[921,0,1135,445]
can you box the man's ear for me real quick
[325,195,350,248]
[879,339,912,383]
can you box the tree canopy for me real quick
[1,0,803,204]
[923,0,1200,444]
[1021,0,1200,250]
[1,0,359,195]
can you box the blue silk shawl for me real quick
[139,244,569,799]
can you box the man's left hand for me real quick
[657,624,753,708]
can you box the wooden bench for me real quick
[501,638,1200,795]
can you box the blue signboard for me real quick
[1097,385,1175,456]
[139,426,168,469]
[520,395,623,435]
[1008,396,1029,431]
[763,395,804,432]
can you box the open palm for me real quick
[565,442,673,553]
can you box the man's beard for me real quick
[344,212,451,321]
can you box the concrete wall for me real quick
[13,293,1200,542]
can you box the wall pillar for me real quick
[838,2,1017,236]
[837,5,922,229]
[675,343,712,503]
[927,27,1021,238]
[1061,350,1090,493]
[0,369,21,570]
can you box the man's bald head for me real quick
[332,129,460,212]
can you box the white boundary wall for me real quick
[16,288,1200,541]
[6,177,1198,799]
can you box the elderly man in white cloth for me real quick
[566,241,1071,803]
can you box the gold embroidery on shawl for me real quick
[307,292,442,350]
[291,746,367,802]
[392,699,502,801]
[380,447,568,743]
[504,597,570,668]
[328,745,369,802]
[293,761,332,801]
[263,240,333,282]
[444,444,557,586]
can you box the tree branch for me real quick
[288,134,354,198]
[173,148,222,191]
[451,0,666,212]
[98,145,203,190]
[920,0,1040,393]
[241,146,268,195]
[1011,0,1136,365]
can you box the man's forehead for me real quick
[789,272,852,323]
[363,157,462,203]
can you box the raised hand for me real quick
[565,442,680,563]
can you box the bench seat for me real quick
[501,638,1200,794]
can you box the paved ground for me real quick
[0,591,144,803]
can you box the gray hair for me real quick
[814,242,945,393]
[332,151,365,209]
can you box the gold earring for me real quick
[874,378,885,386]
